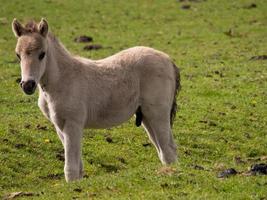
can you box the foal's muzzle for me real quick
[20,80,37,95]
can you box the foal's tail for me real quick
[170,63,181,127]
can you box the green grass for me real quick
[0,0,267,199]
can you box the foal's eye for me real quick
[39,52,46,60]
[16,53,21,60]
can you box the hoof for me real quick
[65,170,83,182]
[161,155,177,165]
[159,148,177,165]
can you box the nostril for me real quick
[30,80,36,89]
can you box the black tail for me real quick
[170,63,181,127]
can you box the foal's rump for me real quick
[133,47,177,109]
[116,46,178,125]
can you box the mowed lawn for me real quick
[0,0,267,199]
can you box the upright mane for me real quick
[23,20,57,42]
[24,20,38,33]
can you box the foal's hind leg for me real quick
[142,107,177,164]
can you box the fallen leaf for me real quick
[157,166,176,176]
[251,100,257,106]
[214,163,226,171]
[3,192,36,200]
[44,139,50,143]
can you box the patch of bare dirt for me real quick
[83,44,103,51]
[250,55,267,60]
[74,35,93,43]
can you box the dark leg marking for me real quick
[135,106,142,127]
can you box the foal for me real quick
[12,18,180,182]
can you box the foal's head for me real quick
[12,18,49,95]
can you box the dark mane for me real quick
[24,21,38,33]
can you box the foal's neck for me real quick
[48,33,74,68]
[40,33,75,92]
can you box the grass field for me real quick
[0,0,267,199]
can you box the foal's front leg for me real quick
[60,121,83,182]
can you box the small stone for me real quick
[105,136,113,143]
[142,143,151,147]
[15,143,25,149]
[217,168,237,178]
[250,55,267,60]
[160,183,169,188]
[208,121,217,127]
[36,124,48,130]
[181,4,191,9]
[244,3,257,9]
[73,188,82,192]
[24,124,31,129]
[250,163,267,175]
[193,165,205,170]
[74,35,93,43]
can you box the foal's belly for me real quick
[85,106,137,129]
[85,96,139,129]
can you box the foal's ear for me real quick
[38,18,49,37]
[12,19,25,38]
